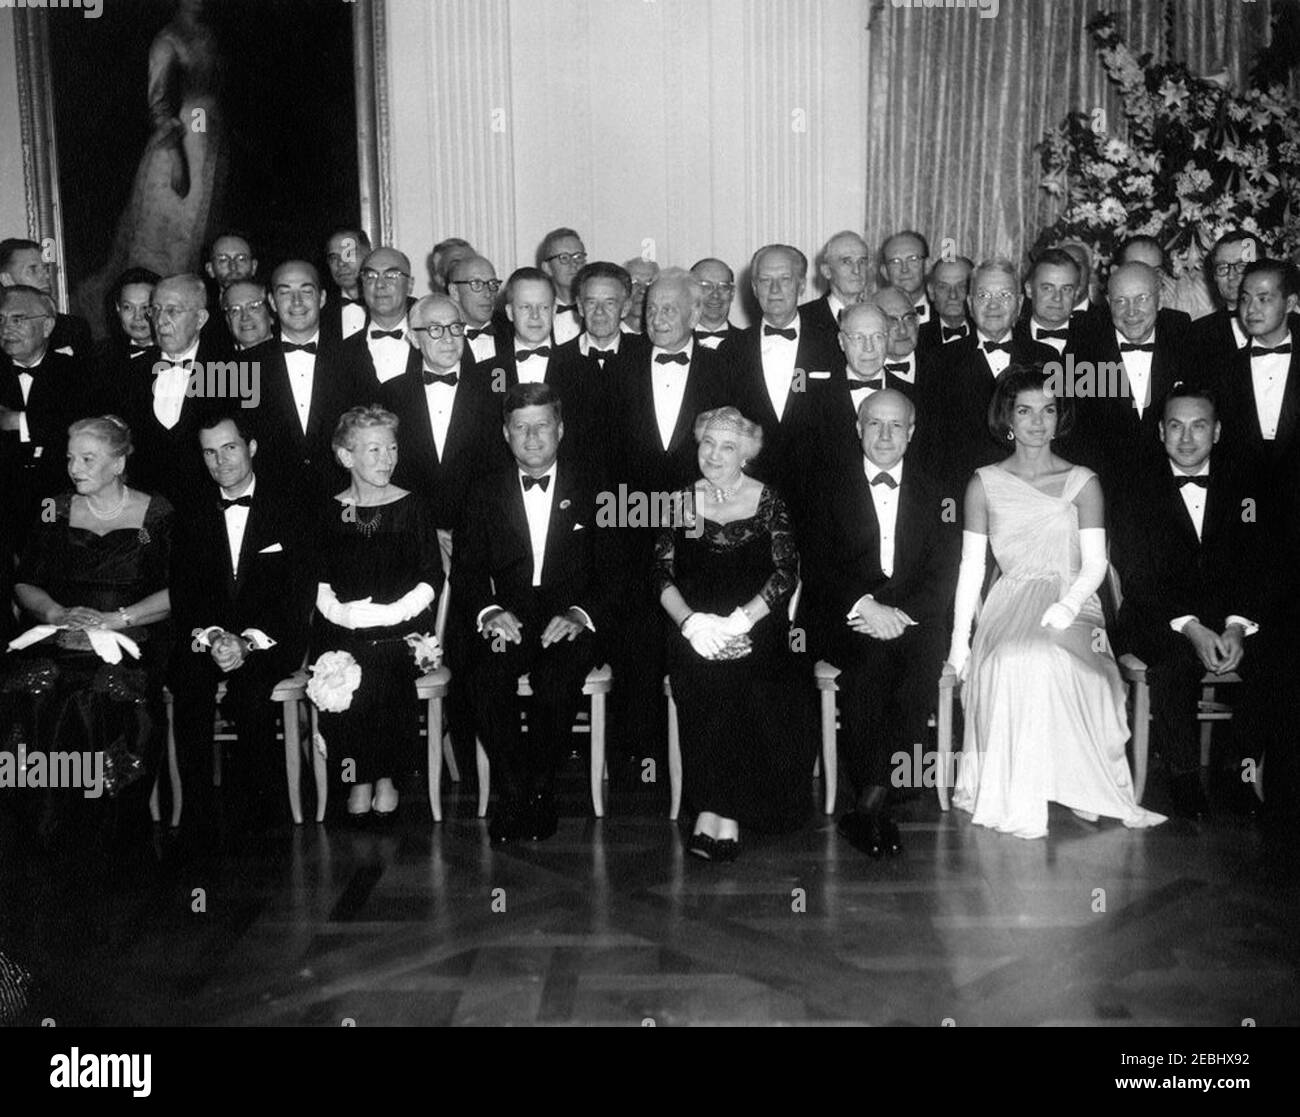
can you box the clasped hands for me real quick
[481,607,587,648]
[329,596,416,630]
[48,605,129,632]
[848,597,915,641]
[1184,621,1245,675]
[681,608,752,659]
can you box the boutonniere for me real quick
[559,499,571,510]
[137,527,151,546]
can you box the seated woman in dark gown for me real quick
[310,406,442,818]
[654,407,814,861]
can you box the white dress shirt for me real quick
[651,341,693,450]
[882,351,917,385]
[221,474,256,579]
[340,299,367,340]
[864,459,903,577]
[154,340,200,429]
[760,318,800,420]
[552,305,581,346]
[366,318,410,384]
[283,332,320,435]
[520,463,557,586]
[1030,318,1069,354]
[695,323,731,350]
[1229,315,1248,350]
[423,367,457,459]
[579,332,621,359]
[514,343,549,384]
[13,362,38,443]
[913,298,931,325]
[466,324,497,364]
[977,331,1012,378]
[1116,328,1155,418]
[1249,331,1291,440]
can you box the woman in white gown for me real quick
[946,366,1165,839]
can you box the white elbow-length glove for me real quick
[946,530,987,678]
[1041,527,1107,630]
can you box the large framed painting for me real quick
[13,0,392,335]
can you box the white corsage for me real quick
[404,632,443,673]
[306,650,362,713]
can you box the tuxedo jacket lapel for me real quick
[1273,352,1300,451]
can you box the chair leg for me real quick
[666,691,682,822]
[212,734,222,788]
[937,682,953,812]
[1132,679,1150,804]
[1199,686,1215,770]
[149,774,161,823]
[283,697,303,826]
[427,697,443,823]
[475,738,490,818]
[589,691,606,818]
[310,705,327,823]
[167,721,182,828]
[820,687,837,816]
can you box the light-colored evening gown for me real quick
[954,465,1166,838]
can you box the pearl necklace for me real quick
[83,485,129,520]
[707,477,742,503]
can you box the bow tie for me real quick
[1035,328,1070,340]
[590,348,614,361]
[465,326,488,340]
[763,325,797,341]
[1175,475,1209,489]
[370,328,404,341]
[1251,344,1292,356]
[982,341,1011,354]
[340,297,362,307]
[941,325,967,341]
[156,360,190,375]
[516,347,551,361]
[422,369,458,387]
[282,340,317,354]
[219,495,253,510]
[697,329,728,339]
[869,472,898,488]
[521,474,550,492]
[655,351,689,365]
[849,378,881,392]
[1119,342,1155,353]
[555,303,576,316]
[884,362,910,374]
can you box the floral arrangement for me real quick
[404,632,443,674]
[305,650,361,713]
[1035,12,1300,277]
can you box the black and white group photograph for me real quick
[1,0,1298,1067]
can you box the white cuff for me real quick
[1169,615,1198,634]
[476,605,502,631]
[1225,615,1259,637]
[568,606,595,632]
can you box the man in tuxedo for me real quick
[169,412,315,831]
[624,258,660,335]
[0,286,93,640]
[720,243,841,508]
[799,388,958,856]
[929,259,1058,498]
[1189,233,1258,370]
[570,261,634,370]
[342,246,416,397]
[1072,261,1192,495]
[868,286,928,403]
[803,231,870,334]
[244,260,356,494]
[116,272,232,506]
[205,233,258,292]
[221,278,275,351]
[322,227,371,341]
[606,268,731,776]
[1056,240,1107,327]
[800,302,889,469]
[430,236,475,295]
[447,255,507,364]
[1215,259,1300,497]
[690,258,738,348]
[879,230,932,325]
[455,381,620,842]
[0,238,92,358]
[1015,248,1083,356]
[539,227,586,345]
[918,256,973,351]
[1113,388,1263,819]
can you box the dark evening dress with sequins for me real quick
[311,493,443,788]
[653,485,816,831]
[1,494,173,825]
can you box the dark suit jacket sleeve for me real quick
[451,474,499,625]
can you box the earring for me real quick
[1006,430,1014,441]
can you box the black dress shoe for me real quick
[687,832,716,860]
[837,811,884,858]
[1170,772,1211,821]
[525,794,559,841]
[879,815,903,856]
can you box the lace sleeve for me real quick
[758,488,799,612]
[651,524,678,598]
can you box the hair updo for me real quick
[68,414,133,458]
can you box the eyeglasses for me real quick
[882,311,920,327]
[887,254,925,269]
[212,254,251,268]
[451,278,502,294]
[0,312,51,328]
[545,252,587,267]
[146,305,197,320]
[696,281,735,295]
[972,291,1016,304]
[224,298,269,317]
[1213,262,1250,277]
[411,322,467,339]
[359,268,412,285]
[841,331,886,348]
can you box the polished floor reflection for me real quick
[3,770,1298,1026]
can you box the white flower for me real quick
[306,650,362,713]
[404,632,443,673]
[1098,197,1126,224]
[1102,138,1130,163]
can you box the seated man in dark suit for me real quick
[690,258,738,349]
[1112,387,1263,819]
[799,388,958,856]
[169,412,315,830]
[1215,258,1300,500]
[918,255,973,351]
[456,382,620,843]
[447,254,507,365]
[0,238,92,358]
[802,231,870,334]
[322,227,371,342]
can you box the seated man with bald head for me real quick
[341,246,418,396]
[691,258,738,348]
[803,231,871,334]
[798,388,959,857]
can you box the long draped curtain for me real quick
[864,0,1291,267]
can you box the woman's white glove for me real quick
[946,640,970,679]
[1040,528,1107,630]
[947,530,986,677]
[688,627,728,659]
[349,583,437,629]
[316,583,371,629]
[719,606,754,636]
[681,613,725,640]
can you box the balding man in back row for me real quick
[803,231,871,334]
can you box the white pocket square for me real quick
[572,523,585,531]
[55,346,75,356]
[259,543,284,553]
[809,370,831,380]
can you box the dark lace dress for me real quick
[0,494,173,839]
[312,493,442,786]
[653,485,815,831]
